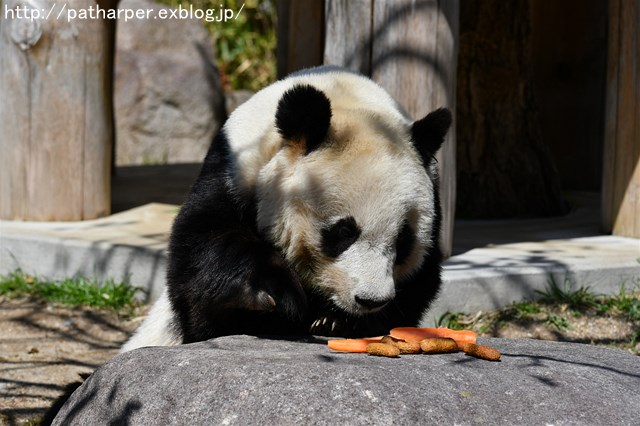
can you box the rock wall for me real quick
[114,0,226,165]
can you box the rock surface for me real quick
[225,90,254,115]
[114,0,226,166]
[53,336,639,425]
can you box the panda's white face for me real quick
[256,109,435,315]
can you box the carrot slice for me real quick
[390,327,477,347]
[327,337,383,353]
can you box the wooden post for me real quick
[323,0,373,75]
[324,0,458,256]
[0,0,116,221]
[371,0,458,257]
[602,0,640,237]
[277,0,324,78]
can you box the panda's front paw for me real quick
[249,252,307,320]
[309,314,389,337]
[310,316,337,336]
[309,316,356,337]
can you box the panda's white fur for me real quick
[122,66,449,352]
[225,68,410,196]
[120,290,181,352]
[256,113,434,314]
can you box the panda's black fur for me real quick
[167,130,308,342]
[122,67,451,350]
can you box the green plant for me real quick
[536,277,598,309]
[434,311,466,329]
[510,301,542,318]
[597,284,640,321]
[545,313,571,331]
[0,270,141,313]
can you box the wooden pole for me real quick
[276,0,324,79]
[602,0,640,237]
[370,0,459,257]
[0,0,116,221]
[323,0,373,75]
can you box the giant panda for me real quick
[121,66,451,352]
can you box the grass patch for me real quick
[0,270,141,313]
[535,277,598,309]
[545,313,571,331]
[510,301,542,318]
[435,311,466,329]
[434,279,640,353]
[597,284,640,321]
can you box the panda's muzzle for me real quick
[354,294,390,310]
[331,240,396,314]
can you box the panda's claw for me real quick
[309,315,348,337]
[310,317,328,335]
[311,318,325,334]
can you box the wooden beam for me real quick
[602,0,640,237]
[0,0,116,221]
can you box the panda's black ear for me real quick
[276,84,332,155]
[411,108,452,159]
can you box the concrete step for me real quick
[1,201,639,324]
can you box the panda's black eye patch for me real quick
[395,222,415,265]
[321,216,361,258]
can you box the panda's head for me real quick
[256,84,451,316]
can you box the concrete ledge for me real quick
[0,204,172,301]
[424,236,640,325]
[1,203,639,320]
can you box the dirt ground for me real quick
[0,297,142,425]
[0,297,638,425]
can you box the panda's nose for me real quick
[355,295,390,310]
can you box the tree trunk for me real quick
[456,0,568,218]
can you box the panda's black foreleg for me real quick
[166,133,308,343]
[169,228,307,342]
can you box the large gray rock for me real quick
[114,0,226,166]
[53,336,639,425]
